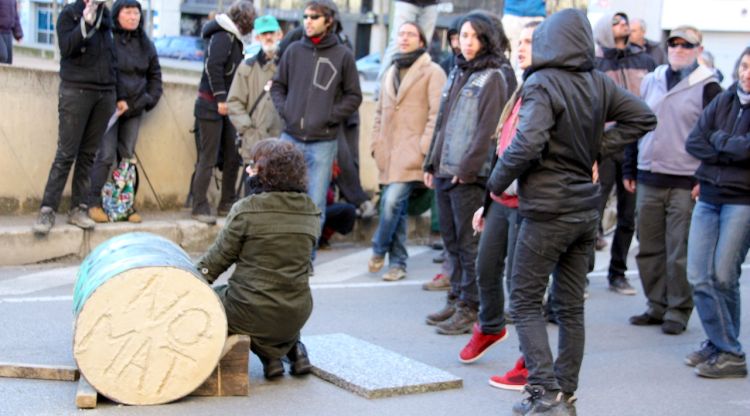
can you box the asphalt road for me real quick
[0,241,748,415]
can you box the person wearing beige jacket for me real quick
[368,21,446,282]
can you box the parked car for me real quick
[356,53,381,81]
[154,36,205,62]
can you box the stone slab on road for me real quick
[305,333,462,399]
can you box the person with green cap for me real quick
[227,14,284,196]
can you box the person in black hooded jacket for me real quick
[33,0,117,236]
[191,0,255,224]
[87,0,162,224]
[486,9,656,414]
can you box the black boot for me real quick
[257,354,284,379]
[286,341,312,376]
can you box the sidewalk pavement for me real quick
[0,210,433,266]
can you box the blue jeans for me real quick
[476,201,519,334]
[280,133,337,229]
[511,210,598,394]
[371,182,416,269]
[688,200,750,357]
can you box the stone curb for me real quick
[0,214,434,266]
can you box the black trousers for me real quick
[597,156,636,279]
[191,116,240,215]
[334,120,369,206]
[41,85,115,211]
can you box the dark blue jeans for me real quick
[41,86,116,211]
[88,114,142,207]
[476,201,518,333]
[511,209,598,394]
[435,178,484,306]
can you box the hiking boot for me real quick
[422,273,450,291]
[191,213,217,225]
[661,320,686,335]
[459,323,508,363]
[695,352,747,379]
[258,354,284,379]
[436,303,477,335]
[128,212,142,223]
[68,204,95,230]
[685,340,718,367]
[629,312,663,326]
[489,356,528,391]
[32,206,55,236]
[382,267,406,282]
[512,385,575,416]
[88,206,109,223]
[286,341,312,376]
[608,275,636,296]
[357,200,377,219]
[426,297,457,325]
[368,255,385,273]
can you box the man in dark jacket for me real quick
[593,11,656,296]
[270,0,362,235]
[630,18,667,66]
[86,0,162,224]
[486,9,656,414]
[33,0,117,236]
[0,0,22,63]
[191,0,255,224]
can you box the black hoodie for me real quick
[270,33,362,141]
[111,0,162,118]
[57,0,116,90]
[487,9,657,220]
[195,15,245,119]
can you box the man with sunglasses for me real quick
[270,1,362,240]
[592,11,656,297]
[623,26,722,335]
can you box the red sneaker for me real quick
[459,323,509,363]
[489,356,528,391]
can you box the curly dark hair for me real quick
[459,10,511,59]
[228,0,256,36]
[248,139,308,193]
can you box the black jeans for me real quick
[435,178,484,306]
[88,114,142,207]
[335,120,369,206]
[597,157,636,278]
[476,201,519,334]
[511,209,598,394]
[41,86,116,211]
[191,116,240,215]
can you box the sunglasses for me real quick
[667,40,698,49]
[611,16,628,26]
[302,14,323,20]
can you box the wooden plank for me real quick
[76,377,98,409]
[191,334,250,397]
[0,362,79,381]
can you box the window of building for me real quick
[35,4,55,45]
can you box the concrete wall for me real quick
[0,64,380,215]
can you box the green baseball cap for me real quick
[254,15,281,34]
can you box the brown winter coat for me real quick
[371,53,446,184]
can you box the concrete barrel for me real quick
[72,233,227,405]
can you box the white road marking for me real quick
[0,266,78,296]
[311,246,430,283]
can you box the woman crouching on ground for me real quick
[196,139,321,379]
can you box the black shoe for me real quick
[512,385,575,416]
[685,340,718,367]
[286,341,312,376]
[695,352,748,379]
[661,320,686,335]
[629,312,663,326]
[258,354,284,379]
